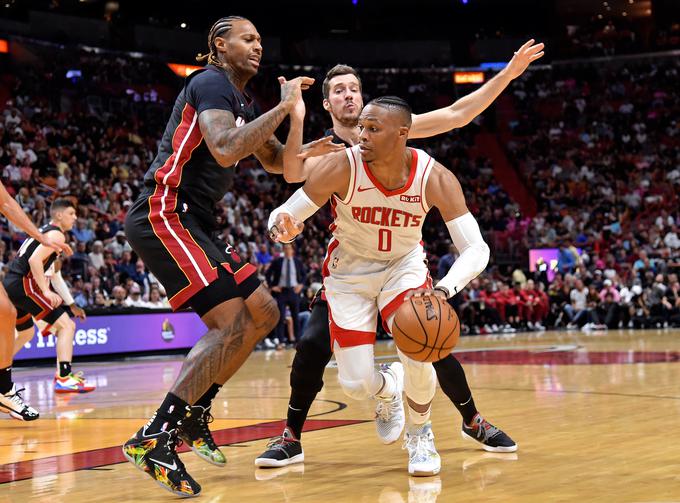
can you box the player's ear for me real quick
[214,36,228,52]
[322,99,331,111]
[398,126,409,138]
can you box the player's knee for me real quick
[337,375,373,400]
[403,361,436,404]
[297,330,332,362]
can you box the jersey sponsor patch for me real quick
[400,195,421,203]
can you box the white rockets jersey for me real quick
[329,145,435,261]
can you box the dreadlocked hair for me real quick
[196,16,247,67]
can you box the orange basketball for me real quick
[392,294,460,362]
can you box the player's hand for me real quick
[405,288,448,301]
[271,286,282,293]
[279,77,307,123]
[269,212,304,243]
[279,76,315,111]
[503,39,545,80]
[44,290,63,309]
[298,136,345,159]
[294,284,303,294]
[39,235,73,257]
[69,304,87,321]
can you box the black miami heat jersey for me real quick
[7,224,62,278]
[142,64,259,216]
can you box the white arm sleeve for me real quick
[51,270,75,306]
[267,188,320,242]
[436,212,490,297]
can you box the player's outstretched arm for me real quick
[268,151,350,242]
[425,163,490,298]
[409,39,545,139]
[28,230,65,308]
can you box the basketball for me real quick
[392,294,460,362]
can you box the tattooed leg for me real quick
[170,296,271,404]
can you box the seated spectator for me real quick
[125,283,147,308]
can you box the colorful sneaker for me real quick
[254,427,304,468]
[375,362,405,444]
[461,413,517,452]
[178,405,226,467]
[54,371,96,394]
[0,385,39,421]
[122,425,201,497]
[403,421,441,477]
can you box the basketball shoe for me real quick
[54,371,96,393]
[0,385,39,421]
[461,413,517,452]
[375,361,405,444]
[178,405,226,467]
[254,427,304,467]
[122,424,201,497]
[403,421,440,476]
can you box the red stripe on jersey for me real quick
[420,155,434,213]
[234,263,257,285]
[363,147,418,197]
[379,277,431,332]
[329,197,338,233]
[147,185,218,309]
[22,277,52,319]
[321,239,340,280]
[154,104,203,188]
[328,303,375,348]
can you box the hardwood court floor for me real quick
[2,329,680,502]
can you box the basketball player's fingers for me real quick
[299,76,315,86]
[278,76,286,85]
[519,38,535,51]
[529,51,545,61]
[526,43,545,55]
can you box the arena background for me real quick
[1,0,679,501]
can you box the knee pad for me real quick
[401,358,436,405]
[337,375,374,401]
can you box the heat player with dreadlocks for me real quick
[121,16,340,496]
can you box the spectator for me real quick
[89,240,105,270]
[124,283,147,308]
[266,243,307,347]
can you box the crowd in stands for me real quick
[1,40,679,343]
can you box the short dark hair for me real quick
[365,95,412,127]
[322,64,362,100]
[50,198,75,214]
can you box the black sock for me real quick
[146,393,189,435]
[433,355,479,425]
[58,362,72,378]
[286,390,316,440]
[0,366,12,394]
[194,383,221,409]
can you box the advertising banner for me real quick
[14,311,206,361]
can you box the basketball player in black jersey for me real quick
[0,191,72,421]
[256,39,544,467]
[121,16,342,497]
[3,199,94,394]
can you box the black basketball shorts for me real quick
[124,187,260,316]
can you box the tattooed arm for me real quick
[199,76,314,168]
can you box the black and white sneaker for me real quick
[461,413,517,453]
[254,428,304,468]
[122,426,201,497]
[0,385,39,421]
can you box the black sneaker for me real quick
[122,425,201,497]
[178,405,226,467]
[0,385,39,421]
[461,413,517,453]
[254,428,304,468]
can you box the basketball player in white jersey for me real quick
[268,96,490,475]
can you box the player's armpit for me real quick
[424,162,470,221]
